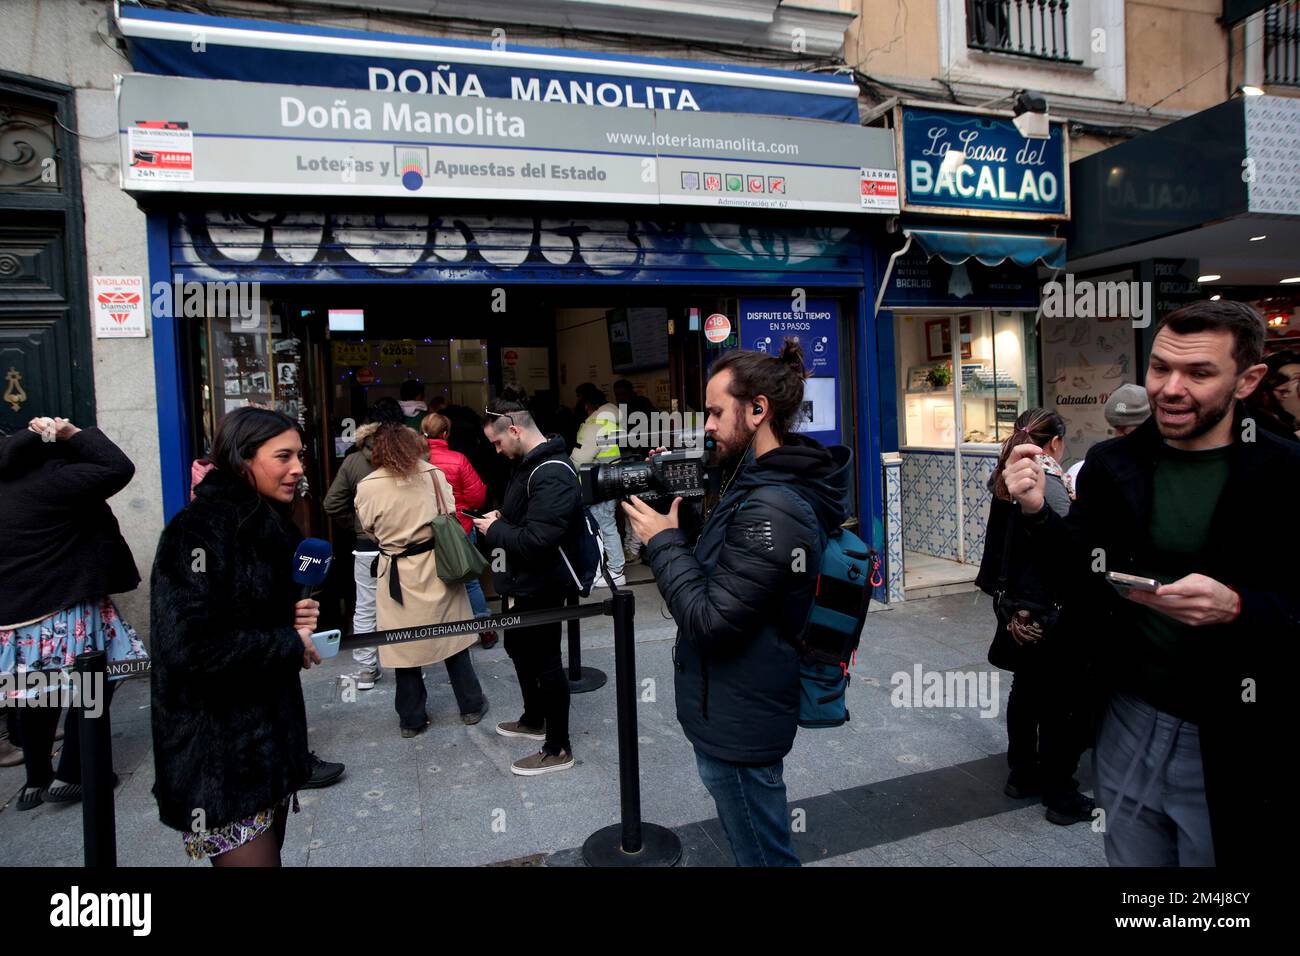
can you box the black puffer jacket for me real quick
[485,435,584,598]
[149,468,310,832]
[647,436,850,764]
[0,428,139,624]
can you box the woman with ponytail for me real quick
[977,408,1095,826]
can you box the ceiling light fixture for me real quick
[1249,235,1267,241]
[1281,277,1300,284]
[1198,274,1221,282]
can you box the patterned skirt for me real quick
[0,597,147,699]
[183,795,298,860]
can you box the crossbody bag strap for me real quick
[997,505,1017,592]
[525,457,585,590]
[526,457,577,496]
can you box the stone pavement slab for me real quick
[0,591,1105,867]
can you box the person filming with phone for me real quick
[977,409,1095,827]
[1001,300,1299,867]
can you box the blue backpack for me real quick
[736,485,881,728]
[795,523,881,728]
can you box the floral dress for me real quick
[0,597,147,701]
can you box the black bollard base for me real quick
[567,665,608,694]
[581,822,682,867]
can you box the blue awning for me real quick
[906,229,1067,269]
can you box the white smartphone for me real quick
[310,628,342,660]
[1105,571,1159,593]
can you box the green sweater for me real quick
[1125,443,1231,721]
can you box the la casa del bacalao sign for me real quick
[895,102,1070,221]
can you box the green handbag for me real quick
[430,483,489,586]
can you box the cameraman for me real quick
[624,340,849,867]
[474,398,583,776]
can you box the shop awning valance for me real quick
[905,229,1067,269]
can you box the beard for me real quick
[708,419,757,469]
[1155,387,1236,441]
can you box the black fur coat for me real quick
[149,468,310,832]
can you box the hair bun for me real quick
[778,338,809,378]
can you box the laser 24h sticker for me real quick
[126,121,194,183]
[860,167,899,212]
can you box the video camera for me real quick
[579,448,717,507]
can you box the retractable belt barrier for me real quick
[71,590,680,868]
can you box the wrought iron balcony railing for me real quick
[1265,1,1300,87]
[966,0,1082,64]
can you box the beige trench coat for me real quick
[354,460,477,669]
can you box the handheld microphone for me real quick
[292,538,333,600]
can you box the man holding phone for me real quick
[1003,300,1298,867]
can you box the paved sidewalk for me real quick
[0,589,1105,867]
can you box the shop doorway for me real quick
[187,283,769,617]
[895,309,1037,597]
[0,72,96,435]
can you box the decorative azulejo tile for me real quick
[881,455,905,604]
[901,450,959,562]
[962,453,998,566]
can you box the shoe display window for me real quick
[1040,281,1141,465]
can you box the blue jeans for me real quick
[694,747,800,867]
[464,528,489,618]
[590,498,625,578]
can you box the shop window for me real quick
[898,310,1033,448]
[200,307,305,429]
[960,311,1031,445]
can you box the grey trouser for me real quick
[1094,692,1215,867]
[352,550,379,669]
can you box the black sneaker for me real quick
[1045,791,1096,826]
[301,751,345,789]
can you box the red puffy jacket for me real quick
[426,438,486,534]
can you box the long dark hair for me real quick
[1255,350,1300,431]
[708,338,809,442]
[210,407,300,481]
[991,408,1067,502]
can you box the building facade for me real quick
[2,0,1295,629]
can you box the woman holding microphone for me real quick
[150,407,322,867]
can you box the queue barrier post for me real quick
[581,588,682,866]
[75,649,117,868]
[565,593,607,694]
